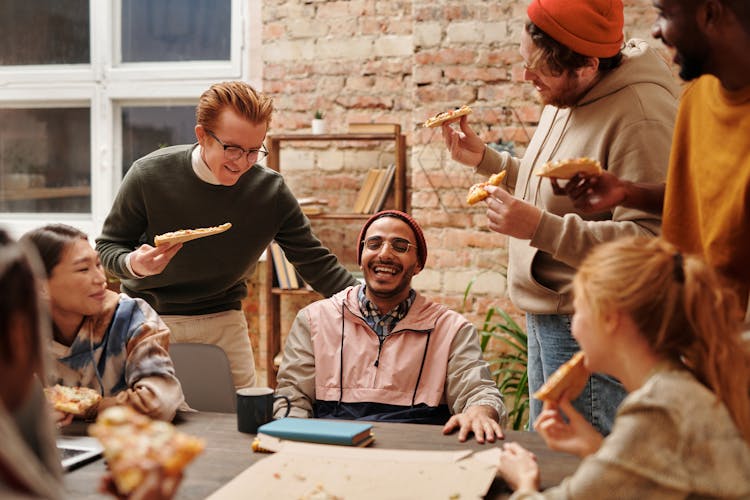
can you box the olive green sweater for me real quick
[96,144,357,315]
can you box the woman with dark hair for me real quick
[22,224,184,425]
[497,236,750,497]
[0,228,63,498]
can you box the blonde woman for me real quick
[498,236,750,498]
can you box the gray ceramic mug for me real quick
[236,387,291,434]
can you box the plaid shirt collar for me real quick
[358,286,416,342]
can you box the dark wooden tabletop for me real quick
[64,411,580,499]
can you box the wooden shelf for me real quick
[307,213,376,220]
[270,287,319,296]
[0,186,90,201]
[264,130,407,387]
[268,132,400,141]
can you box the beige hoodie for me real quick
[477,39,679,314]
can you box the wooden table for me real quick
[64,412,579,499]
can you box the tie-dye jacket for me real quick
[48,290,184,421]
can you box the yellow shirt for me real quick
[663,75,750,308]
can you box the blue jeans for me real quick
[526,313,626,435]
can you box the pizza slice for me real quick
[535,157,602,179]
[44,384,102,416]
[422,105,473,128]
[533,351,589,403]
[89,406,204,496]
[154,222,232,247]
[466,171,507,205]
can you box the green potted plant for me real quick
[463,276,529,430]
[312,110,326,135]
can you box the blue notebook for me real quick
[257,418,374,446]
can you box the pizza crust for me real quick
[154,222,232,247]
[533,351,589,402]
[44,384,102,416]
[466,171,507,205]
[89,406,204,495]
[422,105,473,128]
[535,157,602,179]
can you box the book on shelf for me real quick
[283,251,299,289]
[269,242,289,288]
[301,205,325,215]
[257,418,374,447]
[347,122,401,134]
[298,197,329,216]
[353,169,380,214]
[362,168,386,214]
[368,163,396,213]
[270,242,304,289]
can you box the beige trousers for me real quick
[162,310,256,389]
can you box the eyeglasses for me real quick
[206,130,268,163]
[362,236,416,254]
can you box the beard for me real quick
[538,73,587,108]
[669,29,711,82]
[364,261,417,302]
[676,51,706,81]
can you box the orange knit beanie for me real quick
[527,0,624,58]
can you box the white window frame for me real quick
[0,0,261,240]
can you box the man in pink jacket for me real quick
[274,211,506,443]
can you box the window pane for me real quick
[0,108,91,213]
[0,0,89,65]
[122,106,197,176]
[121,0,230,62]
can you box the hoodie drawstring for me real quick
[411,331,431,407]
[338,302,345,407]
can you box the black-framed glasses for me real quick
[206,130,268,163]
[362,236,416,254]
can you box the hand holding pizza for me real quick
[534,396,603,459]
[129,243,183,278]
[441,115,485,168]
[52,410,75,428]
[552,170,629,213]
[484,186,543,240]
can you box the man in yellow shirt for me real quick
[562,0,750,317]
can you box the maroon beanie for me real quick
[527,0,624,58]
[357,210,427,269]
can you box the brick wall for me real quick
[248,0,674,383]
